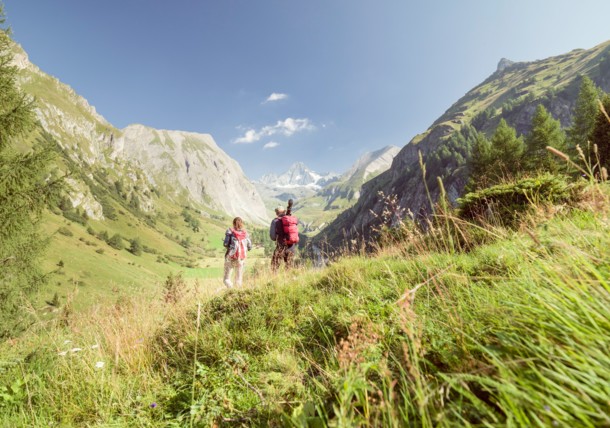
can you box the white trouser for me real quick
[223,257,245,288]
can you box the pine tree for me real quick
[0,8,62,337]
[523,105,566,173]
[590,94,610,173]
[489,119,524,182]
[466,132,492,192]
[567,76,601,152]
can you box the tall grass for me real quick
[1,182,609,426]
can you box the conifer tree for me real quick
[466,132,492,192]
[523,105,566,173]
[489,119,524,182]
[590,93,610,172]
[567,76,601,152]
[0,7,62,337]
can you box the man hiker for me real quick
[270,203,299,271]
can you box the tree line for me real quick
[467,76,609,191]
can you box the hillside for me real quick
[2,177,608,426]
[7,43,271,309]
[317,40,610,247]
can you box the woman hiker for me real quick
[223,217,252,288]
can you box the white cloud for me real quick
[263,141,279,149]
[264,92,288,103]
[233,118,315,144]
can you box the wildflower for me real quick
[95,361,105,369]
[63,340,72,344]
[70,347,82,353]
[91,344,99,349]
[58,351,67,356]
[150,402,157,408]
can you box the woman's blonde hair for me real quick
[233,217,244,230]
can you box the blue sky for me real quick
[5,1,610,179]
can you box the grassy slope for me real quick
[1,182,608,427]
[13,44,259,313]
[36,192,268,312]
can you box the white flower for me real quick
[91,344,99,349]
[58,351,67,356]
[95,361,105,369]
[63,340,72,344]
[70,348,82,353]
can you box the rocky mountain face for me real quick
[112,125,267,224]
[12,43,267,225]
[317,40,610,248]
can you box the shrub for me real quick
[163,272,186,304]
[107,233,124,250]
[57,227,73,237]
[458,173,583,225]
[62,209,87,226]
[129,237,143,256]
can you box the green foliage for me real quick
[590,93,610,171]
[458,173,581,224]
[99,197,117,220]
[465,132,492,192]
[566,76,601,152]
[489,119,525,179]
[56,226,73,237]
[181,207,201,232]
[107,233,124,250]
[523,104,566,173]
[467,119,524,191]
[128,236,143,256]
[250,227,275,256]
[61,209,87,226]
[0,11,63,337]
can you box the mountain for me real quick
[292,146,400,234]
[9,42,269,310]
[12,43,267,225]
[316,40,610,247]
[113,124,267,224]
[259,162,338,189]
[253,162,339,215]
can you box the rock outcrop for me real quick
[114,125,268,224]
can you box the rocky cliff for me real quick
[12,43,267,225]
[114,125,267,224]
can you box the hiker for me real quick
[270,202,299,271]
[223,217,252,288]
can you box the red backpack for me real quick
[228,228,248,260]
[280,215,299,245]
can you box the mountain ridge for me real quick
[12,42,268,225]
[317,39,610,248]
